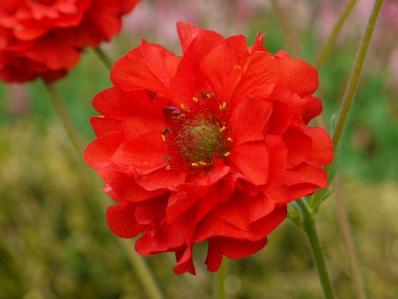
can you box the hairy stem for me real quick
[315,0,359,69]
[296,199,335,299]
[310,0,385,211]
[270,0,300,57]
[43,82,85,153]
[93,47,113,70]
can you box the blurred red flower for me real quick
[0,0,139,83]
[84,22,333,274]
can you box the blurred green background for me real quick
[1,1,397,298]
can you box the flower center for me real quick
[176,117,221,164]
[162,93,232,170]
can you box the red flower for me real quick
[0,0,139,83]
[84,22,334,274]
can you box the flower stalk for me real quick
[315,0,359,69]
[296,199,335,299]
[43,81,165,299]
[214,261,226,299]
[93,47,113,70]
[310,0,385,211]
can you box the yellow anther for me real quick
[219,102,227,110]
[219,126,227,133]
[223,151,231,157]
[191,162,199,167]
[198,161,208,166]
[227,137,233,142]
[192,96,199,103]
[161,134,167,142]
[166,165,171,171]
[176,113,186,119]
[180,103,187,110]
[203,92,214,99]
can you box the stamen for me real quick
[180,103,188,110]
[219,102,227,110]
[176,113,186,119]
[192,96,199,103]
[198,161,208,166]
[161,134,167,142]
[166,165,171,171]
[227,137,233,142]
[191,162,199,167]
[202,92,215,99]
[219,126,226,133]
[223,151,231,157]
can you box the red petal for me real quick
[92,87,124,118]
[283,126,313,168]
[106,203,141,238]
[285,163,328,188]
[304,127,334,166]
[231,141,268,185]
[230,98,271,144]
[84,132,122,168]
[111,40,179,96]
[102,171,165,203]
[174,246,195,275]
[267,100,291,135]
[231,52,277,105]
[90,117,120,137]
[176,21,202,52]
[137,168,186,191]
[113,131,168,175]
[275,55,318,96]
[206,237,268,272]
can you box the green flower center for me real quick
[176,117,223,164]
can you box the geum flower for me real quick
[0,0,139,83]
[84,22,333,274]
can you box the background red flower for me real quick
[0,0,139,83]
[84,22,333,274]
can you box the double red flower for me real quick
[84,22,333,274]
[0,0,139,83]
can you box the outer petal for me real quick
[231,52,277,105]
[231,141,268,185]
[113,131,168,175]
[90,117,120,137]
[84,132,122,168]
[304,127,334,166]
[206,237,268,272]
[285,163,328,189]
[176,21,202,52]
[111,40,179,96]
[275,54,319,96]
[230,98,272,144]
[106,203,141,238]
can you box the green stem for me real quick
[296,199,335,299]
[214,262,226,299]
[43,82,85,153]
[93,47,113,70]
[43,82,165,299]
[315,0,358,68]
[270,0,300,57]
[310,0,385,211]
